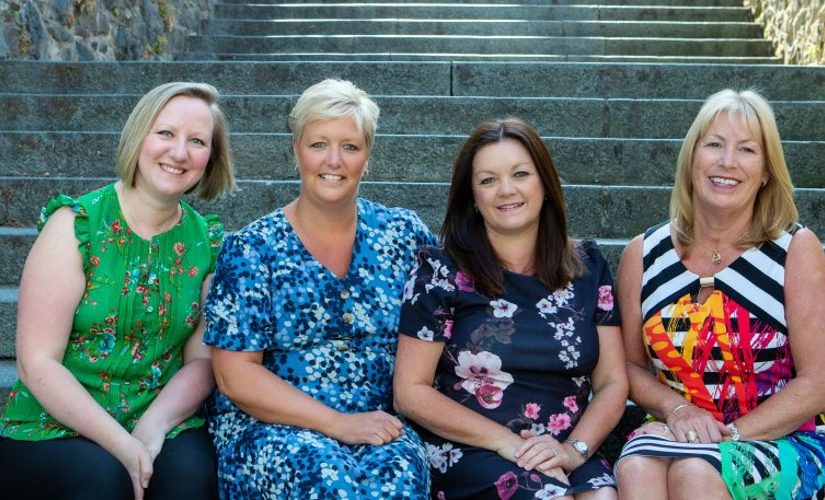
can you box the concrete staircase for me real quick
[2,1,825,453]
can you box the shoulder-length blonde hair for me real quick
[116,81,236,201]
[670,89,797,250]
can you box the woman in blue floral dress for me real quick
[203,79,435,499]
[394,118,629,499]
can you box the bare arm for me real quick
[517,325,629,473]
[393,335,529,461]
[617,236,691,419]
[211,347,402,446]
[131,275,217,461]
[617,235,728,443]
[728,228,825,440]
[16,207,152,499]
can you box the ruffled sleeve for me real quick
[37,193,91,263]
[399,246,458,343]
[580,240,621,327]
[202,213,225,274]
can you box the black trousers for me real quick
[0,426,217,500]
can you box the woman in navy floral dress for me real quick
[394,119,628,499]
[203,79,435,499]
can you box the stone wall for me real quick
[0,0,215,60]
[746,0,825,65]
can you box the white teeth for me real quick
[710,176,739,186]
[161,164,184,175]
[498,203,523,209]
[320,174,344,180]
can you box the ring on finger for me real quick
[687,430,699,442]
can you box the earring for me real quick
[473,203,478,213]
[761,178,768,187]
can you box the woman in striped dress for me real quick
[614,89,825,499]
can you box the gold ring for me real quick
[687,430,699,442]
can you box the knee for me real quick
[667,458,722,496]
[615,455,653,485]
[75,449,133,499]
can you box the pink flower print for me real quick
[455,271,475,292]
[494,471,518,500]
[455,351,514,396]
[547,413,572,436]
[524,403,541,420]
[489,299,517,318]
[597,285,614,311]
[443,319,454,340]
[563,396,579,414]
[174,242,186,256]
[476,383,504,409]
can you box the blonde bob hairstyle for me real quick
[288,79,380,149]
[670,89,797,251]
[116,81,236,201]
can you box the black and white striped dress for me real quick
[617,222,825,499]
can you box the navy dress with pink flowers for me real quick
[399,242,620,500]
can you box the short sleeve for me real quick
[202,213,224,274]
[203,230,273,351]
[399,246,457,343]
[581,241,621,326]
[38,193,90,263]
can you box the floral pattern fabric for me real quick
[203,198,436,499]
[399,242,620,499]
[1,183,222,440]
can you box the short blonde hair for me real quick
[288,79,379,148]
[116,82,236,201]
[670,89,797,249]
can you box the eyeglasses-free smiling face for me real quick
[471,138,545,241]
[136,95,214,200]
[293,117,370,209]
[691,111,768,219]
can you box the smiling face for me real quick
[294,117,370,209]
[691,111,767,219]
[135,95,213,200]
[471,139,545,241]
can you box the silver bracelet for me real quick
[726,422,741,442]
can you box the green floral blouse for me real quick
[0,183,223,441]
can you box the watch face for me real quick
[574,441,588,453]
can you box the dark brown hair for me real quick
[441,118,583,296]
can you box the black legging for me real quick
[0,426,217,500]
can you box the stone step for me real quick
[211,5,753,22]
[0,359,16,406]
[4,133,825,188]
[0,228,34,288]
[182,35,773,59]
[5,62,822,100]
[3,178,825,241]
[3,95,824,141]
[0,287,16,358]
[201,20,763,39]
[215,0,746,5]
[176,52,781,64]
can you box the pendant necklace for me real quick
[695,234,743,266]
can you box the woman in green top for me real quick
[0,82,236,500]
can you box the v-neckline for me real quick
[279,206,360,281]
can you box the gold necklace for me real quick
[695,234,744,266]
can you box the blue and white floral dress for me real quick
[399,243,619,499]
[203,198,436,499]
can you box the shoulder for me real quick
[358,198,426,228]
[786,226,824,262]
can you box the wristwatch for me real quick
[564,438,589,461]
